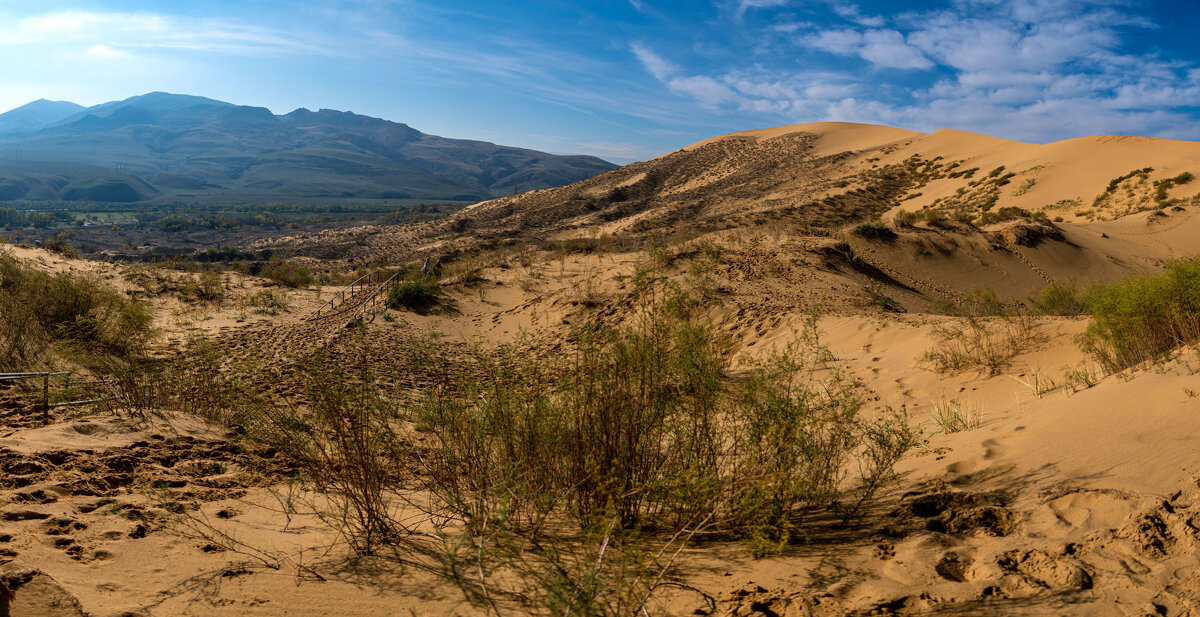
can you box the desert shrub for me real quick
[43,235,81,258]
[261,259,313,288]
[418,305,917,612]
[244,289,289,315]
[922,209,948,226]
[893,209,920,226]
[920,315,1041,376]
[851,222,897,241]
[168,335,261,425]
[934,287,1011,317]
[1104,168,1154,193]
[247,344,407,555]
[977,206,1031,226]
[0,252,153,368]
[385,274,442,312]
[1027,279,1088,316]
[1063,363,1100,393]
[929,398,981,434]
[1153,172,1195,201]
[1079,258,1200,371]
[420,303,914,537]
[96,357,171,422]
[177,270,225,304]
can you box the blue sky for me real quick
[2,0,1199,163]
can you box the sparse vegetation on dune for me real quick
[184,288,917,615]
[412,301,917,611]
[0,251,153,369]
[851,221,897,240]
[916,289,1041,374]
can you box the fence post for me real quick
[42,374,49,424]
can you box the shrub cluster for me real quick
[384,274,442,312]
[851,221,897,241]
[261,259,313,288]
[226,297,917,614]
[1080,258,1200,371]
[1153,172,1195,202]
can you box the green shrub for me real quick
[1027,279,1088,316]
[1105,167,1154,193]
[1153,171,1195,201]
[419,303,914,540]
[1080,258,1200,371]
[415,303,917,612]
[43,236,81,259]
[384,274,442,312]
[243,289,289,315]
[261,259,313,288]
[851,222,897,241]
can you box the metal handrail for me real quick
[0,372,70,380]
[0,371,72,423]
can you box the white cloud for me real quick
[667,75,740,108]
[737,0,791,15]
[634,0,1200,142]
[81,44,132,61]
[631,43,678,81]
[806,28,932,70]
[832,3,886,27]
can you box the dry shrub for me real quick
[203,290,916,615]
[417,301,918,613]
[920,315,1041,376]
[245,339,409,556]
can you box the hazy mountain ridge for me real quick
[0,93,616,203]
[0,99,86,135]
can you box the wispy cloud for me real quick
[0,11,333,56]
[630,42,678,81]
[737,0,790,14]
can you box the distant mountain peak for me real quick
[0,92,617,203]
[0,99,85,135]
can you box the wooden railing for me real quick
[305,270,388,321]
[304,269,406,324]
[340,269,404,322]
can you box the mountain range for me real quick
[0,93,616,203]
